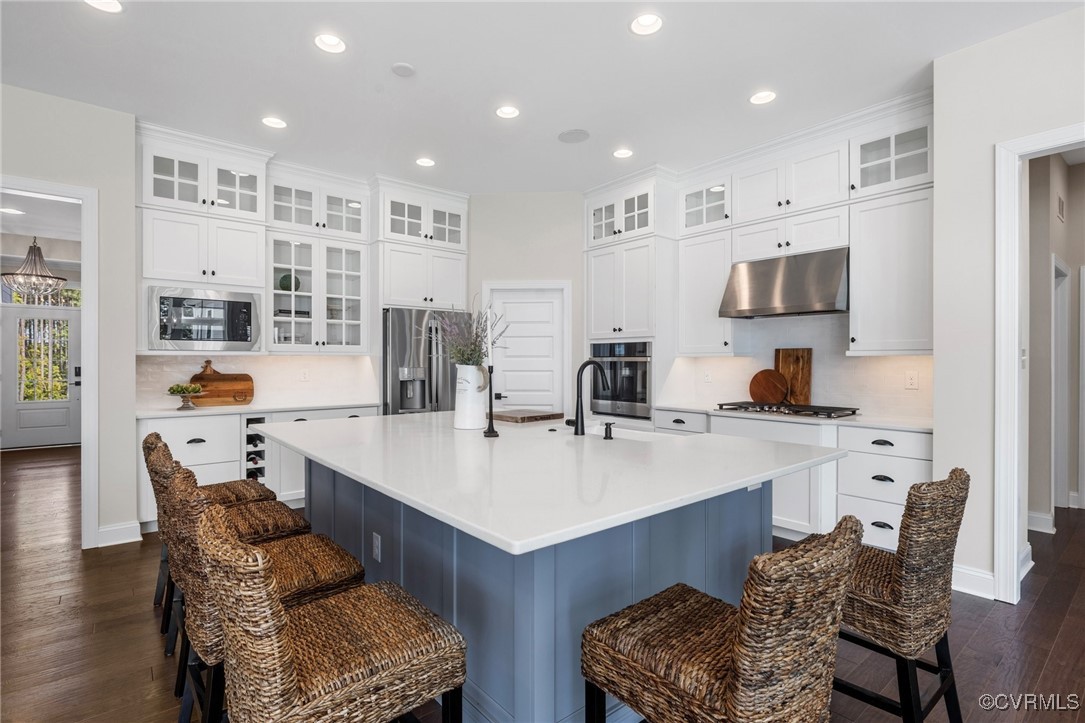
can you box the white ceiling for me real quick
[0,191,82,241]
[1,2,1076,193]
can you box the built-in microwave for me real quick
[148,286,261,352]
[590,341,652,419]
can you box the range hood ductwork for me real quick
[718,247,849,319]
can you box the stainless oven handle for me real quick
[590,356,652,363]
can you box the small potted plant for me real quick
[436,305,507,429]
[167,383,203,411]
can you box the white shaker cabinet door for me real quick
[786,142,849,212]
[785,206,849,256]
[731,220,785,263]
[382,244,430,308]
[618,240,654,337]
[732,162,785,223]
[208,219,265,287]
[142,209,207,283]
[678,232,744,355]
[587,247,619,337]
[428,250,467,310]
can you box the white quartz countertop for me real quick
[136,399,379,420]
[253,412,847,555]
[654,404,933,433]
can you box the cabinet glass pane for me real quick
[685,190,704,211]
[391,200,405,217]
[861,162,891,188]
[636,193,648,211]
[345,251,361,273]
[705,204,728,223]
[408,204,422,221]
[153,178,174,200]
[274,204,292,223]
[433,226,446,242]
[433,210,446,226]
[153,156,174,177]
[345,216,362,234]
[327,214,344,231]
[407,221,422,237]
[705,186,726,205]
[273,240,292,265]
[860,137,891,165]
[178,161,199,183]
[391,218,405,235]
[637,211,648,227]
[448,213,461,229]
[326,248,343,271]
[217,168,235,187]
[217,189,237,208]
[895,127,927,155]
[895,153,928,180]
[345,275,362,298]
[239,174,257,193]
[685,209,703,228]
[239,192,257,213]
[178,182,199,204]
[327,196,344,213]
[624,197,635,215]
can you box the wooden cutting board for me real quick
[774,348,812,405]
[749,369,789,404]
[487,409,565,423]
[189,360,254,407]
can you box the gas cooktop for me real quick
[716,402,859,419]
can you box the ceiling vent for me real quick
[557,129,590,144]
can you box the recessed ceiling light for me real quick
[262,117,287,129]
[347,201,362,208]
[495,106,520,119]
[749,91,777,105]
[416,158,435,167]
[613,148,633,159]
[314,34,346,54]
[709,185,726,193]
[630,13,662,35]
[391,63,416,78]
[85,0,123,13]
[0,208,26,215]
[558,129,590,144]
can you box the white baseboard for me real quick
[140,520,159,535]
[952,564,995,599]
[97,521,142,547]
[1018,543,1035,581]
[1027,511,1057,535]
[1070,491,1081,509]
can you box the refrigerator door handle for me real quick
[434,322,444,411]
[427,319,436,412]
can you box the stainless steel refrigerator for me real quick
[382,307,471,415]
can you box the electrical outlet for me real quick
[904,370,919,391]
[371,532,381,562]
[703,372,712,383]
[299,368,310,382]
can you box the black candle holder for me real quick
[483,364,499,438]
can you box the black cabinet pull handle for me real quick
[850,337,856,343]
[672,418,686,425]
[871,521,894,530]
[294,418,307,422]
[850,184,857,190]
[872,474,895,483]
[777,201,783,207]
[348,415,359,418]
[871,439,895,447]
[186,438,206,444]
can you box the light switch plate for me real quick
[904,370,918,391]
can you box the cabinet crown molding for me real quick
[267,160,369,190]
[136,121,275,163]
[584,164,679,197]
[369,174,469,203]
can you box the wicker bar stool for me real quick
[581,514,863,723]
[831,468,971,723]
[168,465,366,723]
[197,504,467,723]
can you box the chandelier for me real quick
[2,237,67,297]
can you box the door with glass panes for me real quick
[321,242,367,351]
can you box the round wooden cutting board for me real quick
[749,369,789,404]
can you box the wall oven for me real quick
[590,342,652,419]
[148,286,261,352]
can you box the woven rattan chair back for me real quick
[198,504,300,722]
[141,431,163,465]
[725,514,864,722]
[889,467,971,639]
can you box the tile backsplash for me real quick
[136,355,379,410]
[658,314,933,418]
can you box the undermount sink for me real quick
[584,424,667,443]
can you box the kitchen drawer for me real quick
[654,410,707,433]
[271,406,376,423]
[710,416,820,445]
[838,426,932,460]
[146,414,240,467]
[838,494,904,552]
[838,452,932,506]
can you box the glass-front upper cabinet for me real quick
[140,141,266,221]
[212,163,262,218]
[322,242,366,351]
[590,200,617,244]
[849,122,932,198]
[680,178,731,236]
[272,182,316,229]
[269,174,368,240]
[321,188,366,239]
[586,180,655,246]
[142,145,205,212]
[430,205,464,249]
[621,191,651,235]
[270,237,315,349]
[385,196,426,243]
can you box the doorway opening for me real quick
[1,177,99,549]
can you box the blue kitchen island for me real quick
[255,413,846,723]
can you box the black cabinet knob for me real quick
[321,341,326,346]
[850,184,857,191]
[724,213,729,219]
[617,229,623,234]
[618,327,623,332]
[202,270,207,275]
[322,223,327,228]
[201,199,207,205]
[348,415,359,418]
[723,341,729,346]
[612,327,617,332]
[315,223,320,227]
[785,241,791,247]
[777,242,783,248]
[851,337,856,343]
[777,201,783,207]
[210,200,215,206]
[211,270,216,275]
[785,199,791,205]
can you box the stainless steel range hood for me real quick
[719,247,849,318]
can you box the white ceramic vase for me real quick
[453,364,489,430]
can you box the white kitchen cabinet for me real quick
[653,409,708,434]
[677,231,749,355]
[142,208,265,288]
[731,206,848,263]
[709,415,837,536]
[381,243,466,310]
[141,141,266,221]
[269,171,368,242]
[586,180,658,246]
[850,122,932,198]
[587,239,654,338]
[731,142,849,224]
[848,188,932,355]
[266,407,378,501]
[269,233,369,353]
[679,177,732,236]
[379,191,468,251]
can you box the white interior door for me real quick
[489,287,565,413]
[1,305,82,448]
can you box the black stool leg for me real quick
[202,662,226,723]
[165,587,182,656]
[160,572,175,635]
[441,686,463,723]
[935,633,963,723]
[154,544,168,606]
[174,626,191,698]
[178,677,195,723]
[896,657,923,723]
[585,680,607,723]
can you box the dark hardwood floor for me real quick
[2,446,1082,722]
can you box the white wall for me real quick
[467,193,585,409]
[135,355,379,412]
[1067,164,1085,506]
[657,314,934,418]
[1,85,138,532]
[932,8,1085,574]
